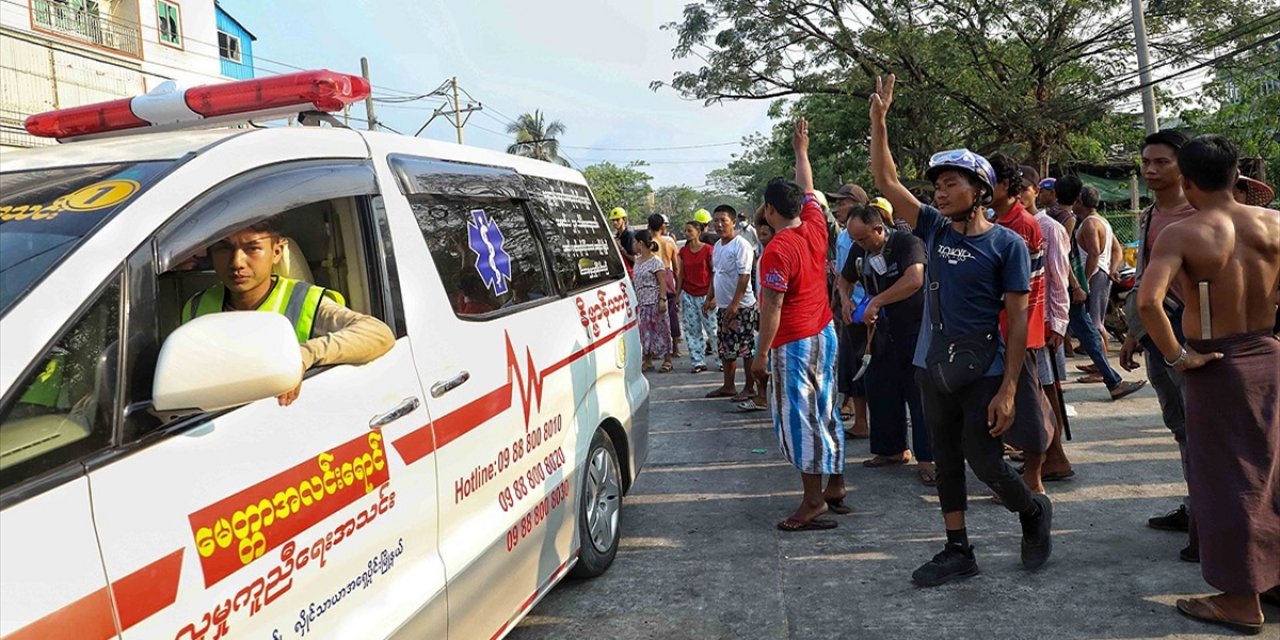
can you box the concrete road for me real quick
[511,349,1272,639]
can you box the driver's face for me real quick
[209,230,282,294]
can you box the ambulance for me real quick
[0,70,649,640]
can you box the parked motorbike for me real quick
[1105,265,1137,344]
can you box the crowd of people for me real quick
[613,73,1280,634]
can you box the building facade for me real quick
[0,0,257,149]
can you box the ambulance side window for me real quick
[0,276,120,490]
[409,195,553,318]
[523,176,625,293]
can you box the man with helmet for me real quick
[609,207,636,269]
[869,74,1052,586]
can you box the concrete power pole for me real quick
[412,77,482,142]
[361,57,378,132]
[1131,0,1159,134]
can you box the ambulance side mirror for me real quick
[152,313,302,413]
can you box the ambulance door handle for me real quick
[369,397,421,429]
[431,371,470,398]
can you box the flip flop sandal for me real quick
[1109,379,1147,400]
[776,517,838,532]
[691,365,707,374]
[705,388,737,398]
[917,468,937,487]
[642,363,654,373]
[1042,470,1076,482]
[1007,450,1026,463]
[732,392,756,402]
[862,456,910,468]
[1176,598,1264,635]
[824,498,852,515]
[1076,373,1105,384]
[1075,363,1099,374]
[658,362,674,373]
[840,411,856,421]
[735,400,767,412]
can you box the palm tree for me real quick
[506,110,569,165]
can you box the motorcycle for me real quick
[1105,264,1137,344]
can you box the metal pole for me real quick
[452,76,463,144]
[361,57,377,132]
[1131,0,1159,134]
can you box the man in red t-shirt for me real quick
[987,153,1055,493]
[678,220,718,372]
[752,118,845,532]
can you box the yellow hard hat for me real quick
[869,197,894,218]
[608,207,628,220]
[693,208,712,224]
[811,191,829,211]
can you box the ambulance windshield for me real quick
[0,161,172,315]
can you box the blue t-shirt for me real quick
[911,204,1030,376]
[835,228,853,280]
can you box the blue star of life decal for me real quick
[467,209,512,295]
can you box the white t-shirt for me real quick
[712,235,756,309]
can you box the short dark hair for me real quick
[1019,165,1040,192]
[1079,185,1101,209]
[647,214,665,231]
[686,220,706,232]
[244,219,279,235]
[1142,129,1190,154]
[1055,175,1084,205]
[989,153,1024,196]
[848,204,884,227]
[763,177,804,219]
[713,204,737,217]
[1178,134,1239,192]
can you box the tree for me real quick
[653,0,1279,173]
[582,161,653,219]
[653,185,702,222]
[506,110,570,165]
[1180,48,1280,191]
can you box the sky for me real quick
[217,0,774,188]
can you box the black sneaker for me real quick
[1148,505,1190,532]
[911,543,979,587]
[1020,494,1053,570]
[1179,544,1200,563]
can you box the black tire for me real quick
[568,428,622,578]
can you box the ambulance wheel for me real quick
[570,429,622,578]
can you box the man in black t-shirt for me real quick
[609,207,636,268]
[837,204,932,482]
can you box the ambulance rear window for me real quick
[0,161,172,315]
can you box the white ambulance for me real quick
[0,70,649,640]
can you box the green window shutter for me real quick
[157,1,180,45]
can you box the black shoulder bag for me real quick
[923,231,1000,393]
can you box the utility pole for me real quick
[1130,0,1159,134]
[360,57,377,132]
[413,76,482,142]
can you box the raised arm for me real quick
[869,75,921,228]
[793,117,814,194]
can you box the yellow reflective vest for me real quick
[181,276,345,343]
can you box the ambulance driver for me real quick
[181,220,395,406]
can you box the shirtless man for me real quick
[1136,134,1280,635]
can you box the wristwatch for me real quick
[1164,346,1187,368]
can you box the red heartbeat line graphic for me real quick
[392,320,636,466]
[506,334,547,431]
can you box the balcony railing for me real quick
[31,0,142,58]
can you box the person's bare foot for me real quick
[788,498,830,524]
[1176,594,1264,634]
[705,386,737,398]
